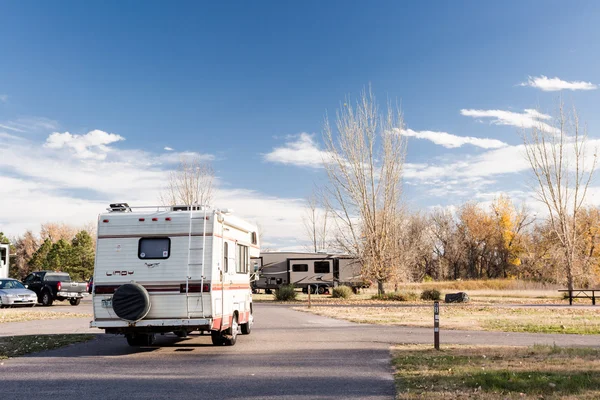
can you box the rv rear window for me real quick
[138,237,171,259]
[314,261,330,274]
[292,264,308,272]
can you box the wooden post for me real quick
[308,285,311,309]
[434,301,440,350]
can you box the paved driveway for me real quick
[1,303,599,400]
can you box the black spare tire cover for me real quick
[112,283,151,322]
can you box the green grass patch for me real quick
[0,334,95,359]
[392,344,600,399]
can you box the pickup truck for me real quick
[22,271,88,306]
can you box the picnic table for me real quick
[558,289,600,305]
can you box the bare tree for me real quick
[322,88,407,294]
[522,103,597,292]
[303,190,330,252]
[160,156,214,206]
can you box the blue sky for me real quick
[1,1,600,249]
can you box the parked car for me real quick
[23,271,88,306]
[0,278,37,308]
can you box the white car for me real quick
[0,278,37,308]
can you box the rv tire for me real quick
[174,330,188,338]
[211,330,225,346]
[223,314,238,346]
[317,285,327,295]
[241,308,252,335]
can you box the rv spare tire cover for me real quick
[112,283,151,322]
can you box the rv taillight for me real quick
[57,281,62,291]
[102,219,109,223]
[165,217,171,221]
[152,218,158,221]
[139,218,145,222]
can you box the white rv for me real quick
[90,203,258,347]
[252,252,369,294]
[0,243,9,279]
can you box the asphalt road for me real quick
[1,302,599,400]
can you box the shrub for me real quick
[421,288,441,301]
[274,284,297,301]
[372,290,418,301]
[331,286,353,299]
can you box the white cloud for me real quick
[44,129,125,160]
[519,75,597,91]
[0,94,8,102]
[263,133,332,168]
[405,144,530,182]
[460,108,558,133]
[164,146,174,151]
[398,128,507,149]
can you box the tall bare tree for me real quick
[160,156,214,206]
[322,88,407,294]
[303,190,330,252]
[523,103,597,291]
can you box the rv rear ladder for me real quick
[185,205,208,319]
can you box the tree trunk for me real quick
[377,280,385,295]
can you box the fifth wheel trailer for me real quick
[251,252,369,294]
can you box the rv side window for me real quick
[314,261,330,274]
[0,247,6,265]
[223,242,228,273]
[292,264,308,272]
[236,244,248,274]
[138,237,171,259]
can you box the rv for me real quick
[90,203,258,347]
[252,252,368,294]
[0,243,9,279]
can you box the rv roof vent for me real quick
[109,203,132,212]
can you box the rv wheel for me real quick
[223,314,238,346]
[317,285,327,295]
[241,308,253,335]
[211,330,225,346]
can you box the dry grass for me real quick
[295,305,600,334]
[253,279,569,305]
[0,309,92,324]
[392,344,600,399]
[0,334,95,359]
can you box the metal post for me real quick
[308,285,312,309]
[434,301,440,350]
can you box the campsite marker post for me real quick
[434,301,440,350]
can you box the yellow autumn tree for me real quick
[491,195,532,278]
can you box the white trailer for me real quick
[0,243,9,279]
[90,203,259,346]
[252,251,369,294]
